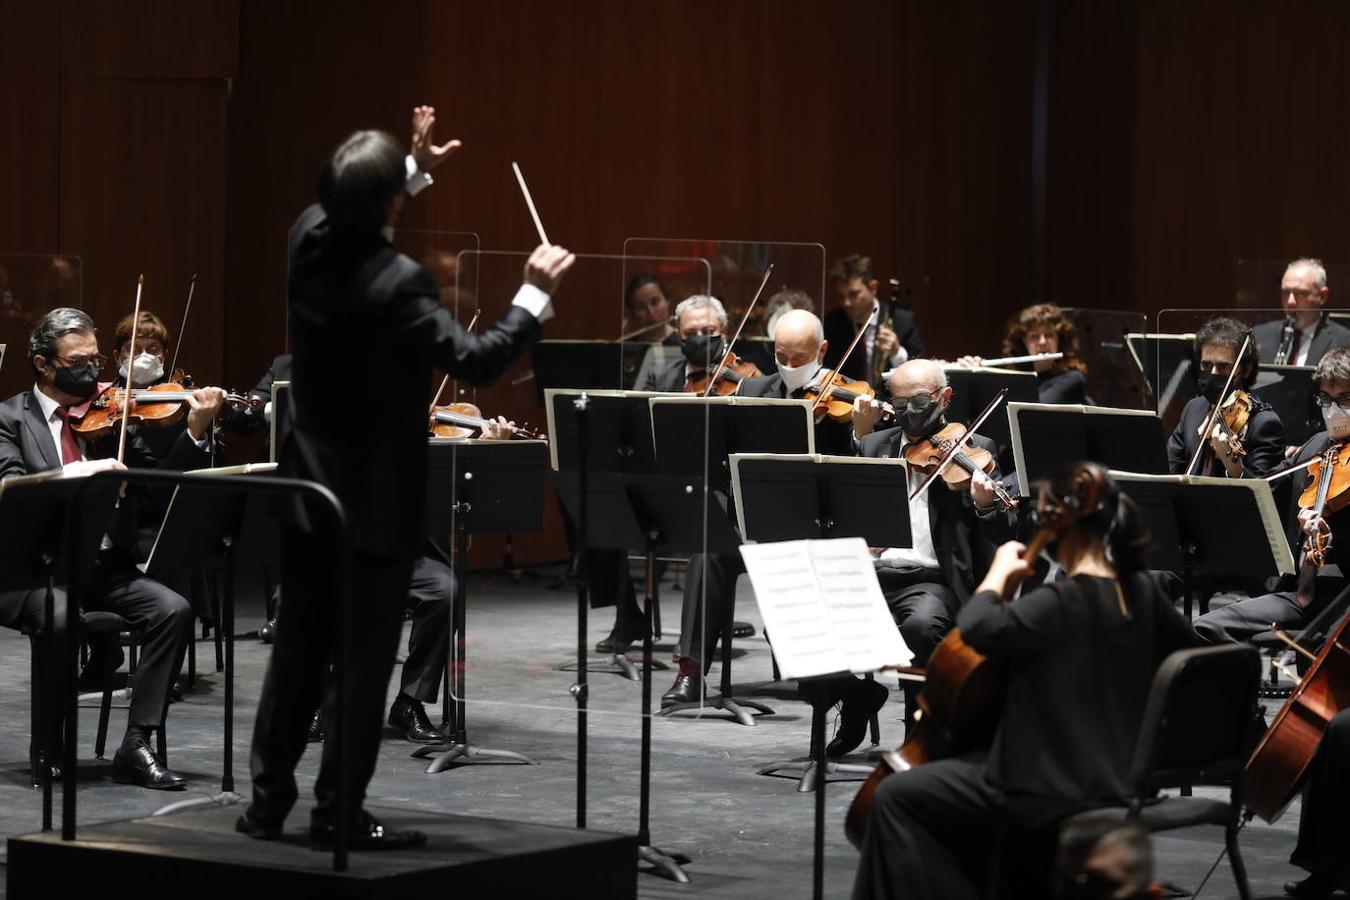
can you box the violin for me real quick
[429,402,543,440]
[902,421,1019,511]
[686,352,761,397]
[1206,388,1253,461]
[845,463,1107,847]
[1296,439,1350,567]
[801,368,894,424]
[1187,332,1254,476]
[72,376,248,441]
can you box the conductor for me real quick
[237,106,574,849]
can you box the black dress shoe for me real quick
[258,618,275,644]
[595,623,648,654]
[660,673,704,708]
[309,810,427,852]
[1285,875,1337,898]
[236,806,284,840]
[826,679,889,758]
[308,709,325,743]
[388,696,443,744]
[112,739,187,791]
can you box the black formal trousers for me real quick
[875,566,957,668]
[677,551,742,671]
[1192,575,1342,644]
[399,554,452,703]
[1292,708,1350,887]
[249,527,414,822]
[0,567,193,730]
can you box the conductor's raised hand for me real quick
[410,105,462,173]
[524,244,576,296]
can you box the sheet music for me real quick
[739,537,912,680]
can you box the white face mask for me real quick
[119,351,165,386]
[778,359,821,394]
[1323,404,1350,441]
[381,225,395,243]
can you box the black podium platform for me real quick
[8,803,637,899]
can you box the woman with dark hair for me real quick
[851,462,1203,900]
[622,273,677,344]
[959,302,1088,404]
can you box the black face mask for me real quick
[681,333,725,369]
[899,403,944,438]
[1195,372,1227,404]
[51,363,99,400]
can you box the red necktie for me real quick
[54,407,81,465]
[1287,329,1303,365]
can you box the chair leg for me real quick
[866,672,881,746]
[1226,817,1252,900]
[212,573,224,673]
[157,725,167,766]
[186,626,196,688]
[94,648,118,759]
[127,633,138,674]
[29,635,42,785]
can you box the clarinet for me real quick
[1275,317,1296,365]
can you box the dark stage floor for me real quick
[0,564,1310,899]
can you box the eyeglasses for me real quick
[888,388,941,412]
[1283,287,1320,300]
[1196,361,1234,376]
[680,327,721,340]
[1315,392,1350,410]
[54,354,107,373]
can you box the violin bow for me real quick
[908,387,1009,503]
[810,302,877,414]
[1185,331,1253,477]
[428,309,481,415]
[166,273,196,380]
[116,275,145,464]
[703,264,774,398]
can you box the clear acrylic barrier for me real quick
[1154,307,1350,445]
[0,253,82,400]
[1059,308,1150,410]
[443,251,722,721]
[398,230,480,404]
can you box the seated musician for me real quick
[0,307,227,789]
[660,308,855,708]
[845,358,1013,755]
[957,302,1089,405]
[824,254,923,387]
[1166,316,1285,478]
[1283,707,1350,898]
[851,463,1203,900]
[1192,345,1350,643]
[1252,258,1350,367]
[623,274,677,345]
[227,351,461,744]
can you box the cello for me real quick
[844,463,1106,848]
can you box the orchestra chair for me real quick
[1053,644,1260,900]
[1249,589,1350,698]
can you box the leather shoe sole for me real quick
[660,674,704,708]
[236,811,284,841]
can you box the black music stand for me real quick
[1124,332,1195,430]
[1008,403,1168,497]
[532,339,673,398]
[414,439,547,773]
[1111,472,1295,619]
[649,396,816,724]
[730,453,913,790]
[1253,363,1319,447]
[941,367,1038,470]
[0,473,119,831]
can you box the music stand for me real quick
[1008,403,1168,497]
[649,396,815,723]
[940,367,1038,469]
[532,339,671,399]
[414,439,547,773]
[1253,363,1319,447]
[1124,332,1196,430]
[731,453,914,790]
[1111,472,1295,619]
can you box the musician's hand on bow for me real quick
[1299,507,1324,537]
[875,324,900,358]
[976,540,1035,599]
[410,105,461,173]
[524,244,576,296]
[1208,423,1243,476]
[481,416,515,440]
[852,394,885,440]
[186,387,227,440]
[970,470,999,510]
[62,458,126,478]
[956,355,983,369]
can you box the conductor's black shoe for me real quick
[309,810,427,852]
[595,623,647,654]
[826,680,889,758]
[307,709,325,743]
[388,695,442,744]
[236,806,284,840]
[258,618,275,644]
[1284,875,1337,898]
[111,738,186,791]
[660,672,704,708]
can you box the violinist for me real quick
[1166,317,1285,478]
[660,309,854,708]
[0,307,228,791]
[851,463,1202,900]
[1192,345,1350,644]
[957,302,1088,405]
[641,294,730,393]
[825,255,924,387]
[1252,258,1350,367]
[108,310,188,461]
[623,274,678,345]
[844,358,1014,754]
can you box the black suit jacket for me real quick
[1253,317,1350,367]
[641,356,687,393]
[735,371,855,456]
[857,424,1015,604]
[286,204,541,554]
[1166,394,1285,477]
[822,306,924,385]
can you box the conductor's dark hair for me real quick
[28,307,96,372]
[1036,461,1151,576]
[1194,316,1261,388]
[317,130,406,235]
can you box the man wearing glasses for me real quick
[0,306,227,790]
[1193,344,1350,644]
[1165,316,1285,478]
[1253,258,1350,367]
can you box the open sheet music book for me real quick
[739,537,912,680]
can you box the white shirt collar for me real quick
[32,383,62,422]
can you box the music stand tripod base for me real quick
[554,651,670,682]
[657,694,774,727]
[756,756,876,792]
[411,742,538,774]
[639,844,693,883]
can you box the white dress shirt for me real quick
[1292,321,1317,366]
[877,434,939,569]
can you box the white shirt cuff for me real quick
[189,431,212,451]
[511,283,554,323]
[404,154,433,197]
